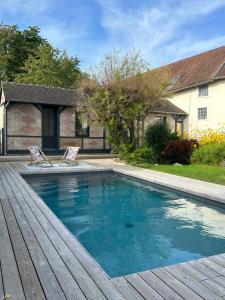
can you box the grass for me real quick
[133,163,225,185]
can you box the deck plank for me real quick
[5,168,107,300]
[4,168,108,300]
[188,260,225,290]
[210,255,225,268]
[1,198,46,300]
[9,161,125,300]
[112,277,144,300]
[0,200,25,300]
[178,263,225,298]
[152,268,203,300]
[200,258,225,276]
[188,260,219,278]
[125,274,164,299]
[139,271,183,300]
[178,262,210,281]
[200,278,225,298]
[164,264,222,300]
[0,164,87,300]
[3,162,123,300]
[1,161,225,300]
[0,169,66,300]
[0,258,5,300]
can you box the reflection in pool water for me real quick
[26,172,225,277]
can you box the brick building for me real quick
[0,82,110,154]
[0,82,186,155]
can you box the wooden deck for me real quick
[1,161,225,299]
[0,162,124,300]
[112,258,225,300]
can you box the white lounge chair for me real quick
[62,146,80,164]
[28,146,53,166]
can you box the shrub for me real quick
[127,147,156,163]
[118,143,134,160]
[145,121,178,159]
[191,142,225,165]
[162,139,198,164]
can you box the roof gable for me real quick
[0,82,185,116]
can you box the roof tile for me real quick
[158,45,225,91]
[1,82,76,106]
[150,100,187,115]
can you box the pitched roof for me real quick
[158,45,225,92]
[1,82,76,106]
[1,82,185,115]
[150,100,187,115]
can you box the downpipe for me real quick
[3,101,9,155]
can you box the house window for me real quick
[198,107,207,120]
[154,115,166,123]
[198,85,208,97]
[75,113,90,137]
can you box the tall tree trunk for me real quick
[129,122,135,146]
[141,115,145,146]
[136,118,140,148]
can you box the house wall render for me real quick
[169,80,225,134]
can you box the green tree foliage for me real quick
[0,23,45,81]
[16,44,81,88]
[80,49,171,151]
[0,23,82,87]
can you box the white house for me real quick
[158,46,225,135]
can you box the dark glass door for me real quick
[42,106,58,150]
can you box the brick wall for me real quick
[89,125,103,137]
[144,113,175,131]
[7,137,41,150]
[6,103,109,152]
[7,104,41,136]
[59,109,107,150]
[83,138,103,149]
[59,137,82,149]
[60,107,75,137]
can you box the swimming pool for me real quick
[26,171,225,277]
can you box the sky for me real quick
[1,0,225,70]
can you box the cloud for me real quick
[99,0,225,66]
[0,0,90,60]
[163,35,225,64]
[1,0,225,69]
[41,22,88,52]
[0,0,52,16]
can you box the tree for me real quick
[0,23,46,81]
[15,44,81,88]
[80,49,171,151]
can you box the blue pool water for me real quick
[26,172,225,277]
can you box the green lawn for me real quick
[133,163,225,185]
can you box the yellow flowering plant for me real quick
[189,125,225,145]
